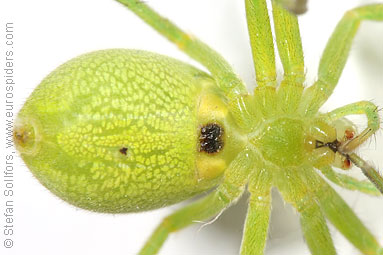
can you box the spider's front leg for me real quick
[271,0,305,84]
[245,0,277,88]
[318,165,381,195]
[348,153,383,194]
[326,101,379,152]
[271,0,306,113]
[245,0,305,87]
[245,0,306,116]
[324,101,383,193]
[300,4,383,116]
[138,150,255,255]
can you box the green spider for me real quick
[13,0,383,255]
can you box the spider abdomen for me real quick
[13,49,245,213]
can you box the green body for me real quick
[15,49,243,213]
[14,0,383,255]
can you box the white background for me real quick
[0,0,383,254]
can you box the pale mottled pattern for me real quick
[18,49,220,212]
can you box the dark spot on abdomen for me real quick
[199,123,224,154]
[119,147,128,155]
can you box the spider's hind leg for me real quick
[299,199,336,255]
[138,150,254,255]
[275,166,336,255]
[240,169,272,255]
[279,166,381,254]
[116,0,247,97]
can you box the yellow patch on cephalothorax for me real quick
[197,90,228,121]
[196,153,226,181]
[193,86,230,181]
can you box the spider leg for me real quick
[324,101,383,193]
[326,101,380,152]
[275,166,336,255]
[348,153,383,195]
[245,0,277,88]
[240,168,272,255]
[138,150,255,255]
[300,4,383,116]
[272,0,305,84]
[300,200,336,255]
[274,0,308,15]
[272,0,305,114]
[314,173,382,254]
[319,165,380,196]
[115,0,247,97]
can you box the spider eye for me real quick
[344,158,352,169]
[333,152,352,170]
[344,129,355,140]
[332,118,357,142]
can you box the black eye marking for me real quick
[315,139,341,153]
[199,123,224,154]
[119,147,128,155]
